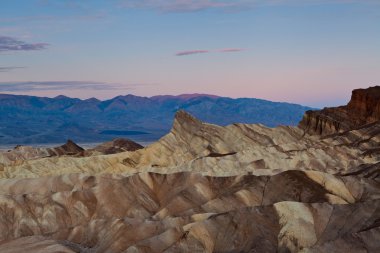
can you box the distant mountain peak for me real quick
[54,95,70,99]
[151,93,220,101]
[176,93,220,99]
[84,97,100,103]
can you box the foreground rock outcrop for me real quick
[0,86,379,252]
[0,171,379,253]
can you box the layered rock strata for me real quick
[299,86,380,135]
[0,171,379,253]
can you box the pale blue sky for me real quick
[0,0,379,107]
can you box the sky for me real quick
[0,0,379,107]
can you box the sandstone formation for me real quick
[0,87,379,252]
[299,86,380,135]
[348,86,380,124]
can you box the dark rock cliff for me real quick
[299,86,380,135]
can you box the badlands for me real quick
[0,87,379,252]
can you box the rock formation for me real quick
[83,138,143,156]
[1,109,379,179]
[0,138,143,166]
[299,86,380,135]
[0,171,379,253]
[348,86,380,124]
[0,87,379,252]
[0,140,84,166]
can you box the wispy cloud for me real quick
[175,48,245,56]
[218,48,245,53]
[176,50,210,56]
[0,67,25,72]
[0,81,129,92]
[0,36,49,52]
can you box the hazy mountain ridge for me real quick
[0,93,312,144]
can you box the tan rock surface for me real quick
[0,171,379,252]
[0,236,79,253]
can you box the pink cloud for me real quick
[218,48,245,53]
[175,48,246,56]
[175,50,210,56]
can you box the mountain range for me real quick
[0,93,312,144]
